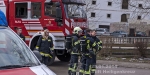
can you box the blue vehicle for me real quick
[110,30,128,37]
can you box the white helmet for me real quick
[73,27,83,34]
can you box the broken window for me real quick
[122,0,129,9]
[15,3,27,18]
[31,2,41,18]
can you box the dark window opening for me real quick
[31,2,41,18]
[108,2,112,6]
[99,25,110,30]
[45,2,57,18]
[107,14,111,18]
[137,16,141,20]
[122,0,129,9]
[121,14,127,22]
[91,12,95,17]
[92,1,96,5]
[139,4,143,8]
[15,3,27,18]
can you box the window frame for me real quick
[108,2,112,6]
[91,12,95,17]
[31,2,42,19]
[44,2,57,18]
[137,16,141,20]
[122,0,129,9]
[92,1,96,5]
[138,4,143,8]
[107,14,111,18]
[15,2,28,19]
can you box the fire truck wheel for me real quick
[57,53,70,62]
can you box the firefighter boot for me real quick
[91,65,96,75]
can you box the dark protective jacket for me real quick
[82,34,99,55]
[91,36,102,53]
[19,34,25,41]
[71,34,80,55]
[36,35,54,54]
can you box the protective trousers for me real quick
[79,56,86,75]
[68,54,78,75]
[79,55,91,75]
[42,56,49,65]
[91,54,96,75]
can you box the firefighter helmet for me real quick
[73,27,82,34]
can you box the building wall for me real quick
[110,23,150,36]
[86,0,150,29]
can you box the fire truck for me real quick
[1,0,88,64]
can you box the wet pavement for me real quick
[48,58,150,75]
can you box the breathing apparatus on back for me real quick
[65,27,83,52]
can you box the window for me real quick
[0,28,40,67]
[139,4,143,8]
[107,14,111,18]
[122,0,129,9]
[15,3,27,18]
[64,4,87,18]
[45,3,57,18]
[121,14,127,22]
[137,16,141,20]
[92,1,96,5]
[108,2,112,6]
[91,12,95,17]
[31,2,41,18]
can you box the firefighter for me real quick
[68,27,83,75]
[35,28,54,65]
[16,27,25,41]
[90,29,102,75]
[79,29,99,75]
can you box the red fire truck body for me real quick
[1,0,88,64]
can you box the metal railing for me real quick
[97,36,150,57]
[98,36,150,44]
